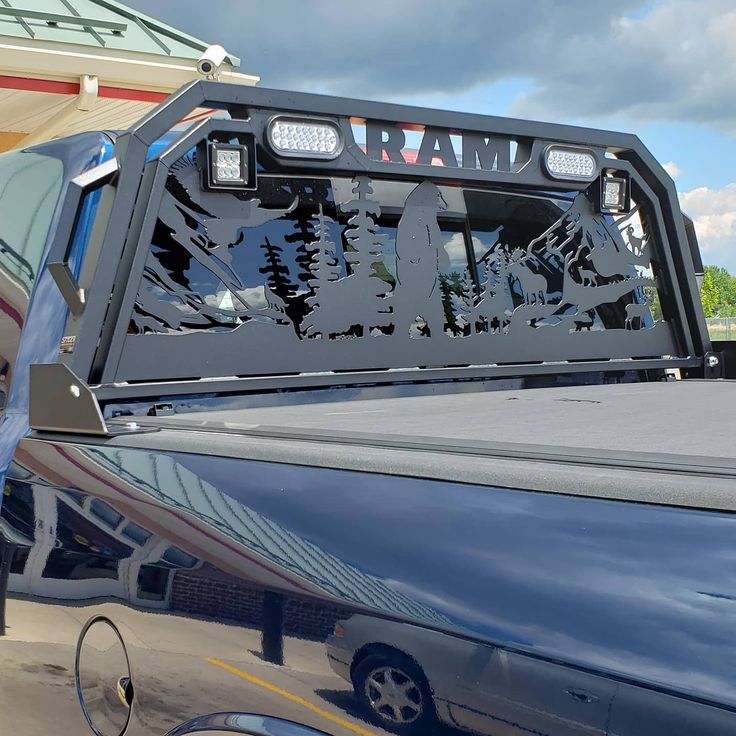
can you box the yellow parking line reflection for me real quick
[206,657,378,736]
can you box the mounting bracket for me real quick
[29,363,156,436]
[704,351,725,380]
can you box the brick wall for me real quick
[170,564,352,640]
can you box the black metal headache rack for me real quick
[36,80,715,431]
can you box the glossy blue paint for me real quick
[172,451,736,703]
[2,435,734,736]
[0,134,114,484]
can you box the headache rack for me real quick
[31,81,716,434]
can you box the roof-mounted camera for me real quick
[196,44,228,80]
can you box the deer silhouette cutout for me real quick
[625,292,653,330]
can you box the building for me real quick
[0,0,258,152]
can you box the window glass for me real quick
[0,151,63,294]
[121,521,152,546]
[89,498,124,529]
[161,546,198,568]
[10,546,29,575]
[1,480,35,542]
[137,564,169,600]
[42,499,132,581]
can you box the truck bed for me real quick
[109,380,736,511]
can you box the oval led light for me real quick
[543,145,598,181]
[267,117,342,159]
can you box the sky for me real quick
[127,0,736,271]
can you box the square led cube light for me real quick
[209,143,248,187]
[600,173,630,214]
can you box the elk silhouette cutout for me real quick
[508,252,548,306]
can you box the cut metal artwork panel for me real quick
[124,151,676,380]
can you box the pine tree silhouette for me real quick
[307,205,341,289]
[473,252,512,334]
[285,210,319,285]
[260,237,295,300]
[339,177,390,334]
[259,237,301,330]
[439,271,470,336]
[302,205,343,337]
[455,269,475,335]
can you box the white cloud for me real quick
[662,161,683,178]
[126,0,736,134]
[679,184,736,270]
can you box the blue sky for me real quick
[128,0,736,271]
[392,81,736,193]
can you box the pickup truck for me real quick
[0,81,734,736]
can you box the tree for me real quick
[341,178,386,283]
[701,265,736,317]
[260,238,295,301]
[307,205,341,287]
[701,269,718,318]
[439,270,473,336]
[471,253,511,333]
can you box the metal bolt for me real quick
[706,355,720,368]
[69,385,81,398]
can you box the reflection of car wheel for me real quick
[352,652,434,735]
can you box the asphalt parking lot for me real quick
[0,598,403,736]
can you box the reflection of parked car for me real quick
[328,617,437,734]
[327,614,624,736]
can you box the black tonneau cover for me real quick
[99,380,736,511]
[127,380,733,461]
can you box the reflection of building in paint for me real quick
[2,479,199,608]
[2,451,448,637]
[84,448,450,628]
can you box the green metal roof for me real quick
[0,0,240,65]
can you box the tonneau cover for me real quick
[94,380,736,512]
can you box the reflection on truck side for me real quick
[2,442,736,736]
[326,613,616,736]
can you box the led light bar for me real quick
[267,116,343,159]
[543,145,598,181]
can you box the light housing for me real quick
[266,116,343,159]
[600,171,631,214]
[199,137,257,191]
[543,145,598,182]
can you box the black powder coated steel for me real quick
[49,81,709,401]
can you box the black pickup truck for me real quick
[0,81,734,736]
